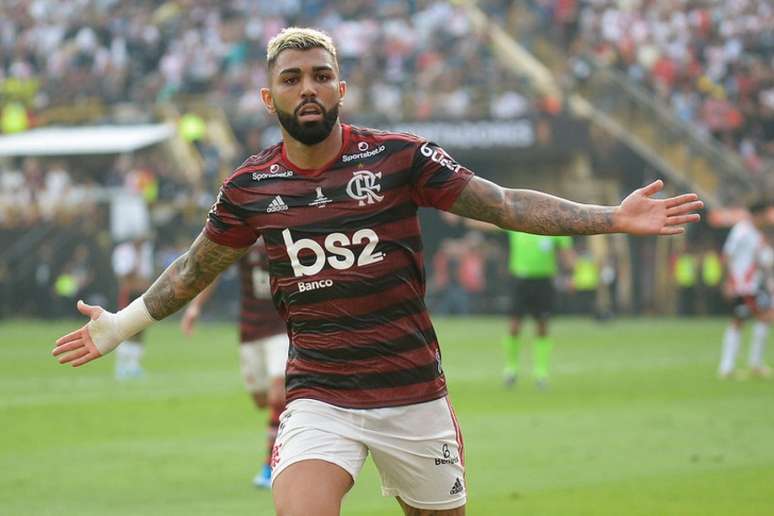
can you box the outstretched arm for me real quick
[449,177,702,236]
[143,233,245,319]
[52,233,249,367]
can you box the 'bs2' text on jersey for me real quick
[282,228,384,278]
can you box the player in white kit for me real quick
[718,200,773,379]
[111,236,154,379]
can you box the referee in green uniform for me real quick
[504,231,574,388]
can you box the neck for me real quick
[282,122,343,170]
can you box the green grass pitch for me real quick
[1,317,773,515]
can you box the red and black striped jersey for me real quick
[205,124,474,409]
[238,239,287,343]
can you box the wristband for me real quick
[88,297,156,355]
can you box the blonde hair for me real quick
[266,27,338,70]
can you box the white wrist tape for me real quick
[87,297,156,355]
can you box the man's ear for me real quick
[260,88,275,114]
[338,81,347,104]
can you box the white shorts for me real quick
[271,397,466,511]
[239,334,289,394]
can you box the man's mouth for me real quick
[297,103,323,120]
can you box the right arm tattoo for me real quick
[143,233,249,320]
[449,176,618,235]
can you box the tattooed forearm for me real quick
[501,189,617,235]
[143,233,249,320]
[450,176,617,235]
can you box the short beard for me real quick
[275,101,339,145]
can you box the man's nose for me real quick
[300,76,317,98]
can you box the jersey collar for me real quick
[280,123,351,176]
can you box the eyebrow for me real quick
[278,65,335,75]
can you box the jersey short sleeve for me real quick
[204,185,260,248]
[410,140,474,210]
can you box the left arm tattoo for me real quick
[449,176,617,235]
[143,233,249,320]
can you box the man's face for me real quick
[262,48,345,145]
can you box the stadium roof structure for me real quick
[0,124,174,157]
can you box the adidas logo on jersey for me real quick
[267,195,288,213]
[449,477,464,495]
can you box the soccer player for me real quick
[111,236,153,380]
[180,238,288,488]
[52,27,703,516]
[503,232,574,389]
[718,200,773,380]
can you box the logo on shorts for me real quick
[435,443,460,466]
[270,443,282,469]
[449,477,464,495]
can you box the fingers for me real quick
[71,350,101,367]
[660,226,685,235]
[76,299,93,316]
[58,347,90,365]
[640,180,664,196]
[53,324,101,367]
[666,214,701,226]
[52,338,85,356]
[666,200,704,215]
[664,193,700,209]
[55,327,84,347]
[77,299,104,321]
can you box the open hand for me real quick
[615,180,703,236]
[52,300,107,367]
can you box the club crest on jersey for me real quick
[346,170,383,206]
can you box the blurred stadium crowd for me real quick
[0,0,530,124]
[0,0,771,320]
[529,0,773,173]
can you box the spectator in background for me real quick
[457,231,489,312]
[431,239,471,315]
[571,242,600,317]
[33,242,56,318]
[53,244,94,318]
[672,241,698,316]
[700,244,725,315]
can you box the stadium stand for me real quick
[0,1,769,317]
[521,0,773,173]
